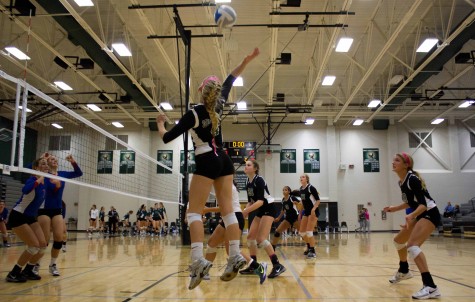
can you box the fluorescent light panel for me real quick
[322,76,336,86]
[416,38,438,53]
[112,122,124,128]
[53,81,73,91]
[233,76,243,87]
[112,43,132,57]
[160,102,173,110]
[51,123,63,129]
[87,104,102,112]
[353,119,364,126]
[215,0,232,3]
[431,118,444,125]
[18,105,32,112]
[368,99,381,108]
[236,101,247,110]
[74,0,94,6]
[305,118,315,125]
[5,47,30,60]
[459,100,474,108]
[335,38,354,52]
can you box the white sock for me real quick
[229,240,240,257]
[50,258,57,266]
[191,242,203,262]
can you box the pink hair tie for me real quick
[401,152,411,166]
[198,75,221,92]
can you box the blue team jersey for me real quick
[43,163,82,210]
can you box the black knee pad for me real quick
[274,232,281,238]
[53,241,63,250]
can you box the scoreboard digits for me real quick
[223,141,256,164]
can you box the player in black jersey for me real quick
[270,186,300,250]
[384,152,441,300]
[240,160,286,279]
[298,174,320,259]
[156,48,260,290]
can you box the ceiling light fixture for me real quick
[237,101,247,110]
[305,118,315,125]
[52,123,63,129]
[431,118,444,125]
[215,0,231,3]
[87,104,102,112]
[5,47,30,60]
[160,102,173,111]
[18,105,32,112]
[353,119,364,126]
[322,76,336,86]
[112,43,132,57]
[335,38,354,52]
[112,122,124,128]
[368,99,381,108]
[233,77,243,87]
[458,100,474,108]
[53,81,73,91]
[74,0,94,7]
[416,38,438,53]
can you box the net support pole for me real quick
[10,82,22,168]
[174,6,192,245]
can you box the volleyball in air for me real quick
[214,5,237,29]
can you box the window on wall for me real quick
[408,132,432,148]
[48,136,71,151]
[105,135,128,150]
[471,132,475,147]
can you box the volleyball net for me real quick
[0,69,182,207]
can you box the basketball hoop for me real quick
[265,149,273,160]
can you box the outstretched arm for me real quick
[230,48,260,78]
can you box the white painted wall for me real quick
[58,119,475,231]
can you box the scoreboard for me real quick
[223,141,256,164]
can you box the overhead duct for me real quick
[35,0,156,112]
[383,11,475,111]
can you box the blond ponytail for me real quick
[201,81,222,136]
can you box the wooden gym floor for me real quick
[1,232,474,301]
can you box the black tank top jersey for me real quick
[282,195,299,217]
[151,208,160,219]
[246,175,274,206]
[400,171,437,210]
[300,184,320,208]
[162,75,235,156]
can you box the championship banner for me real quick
[280,149,296,173]
[180,150,196,174]
[97,150,113,174]
[119,150,135,174]
[363,148,380,172]
[157,150,173,174]
[303,149,320,173]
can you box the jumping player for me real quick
[156,47,260,290]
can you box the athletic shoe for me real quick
[5,272,27,283]
[49,264,60,277]
[412,285,441,299]
[62,245,67,253]
[32,264,40,275]
[389,271,413,283]
[303,249,309,255]
[22,270,41,280]
[220,254,247,281]
[268,263,286,278]
[202,273,210,281]
[306,251,317,259]
[239,265,255,275]
[188,258,212,290]
[3,242,11,247]
[254,262,267,284]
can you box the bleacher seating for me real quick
[442,197,475,237]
